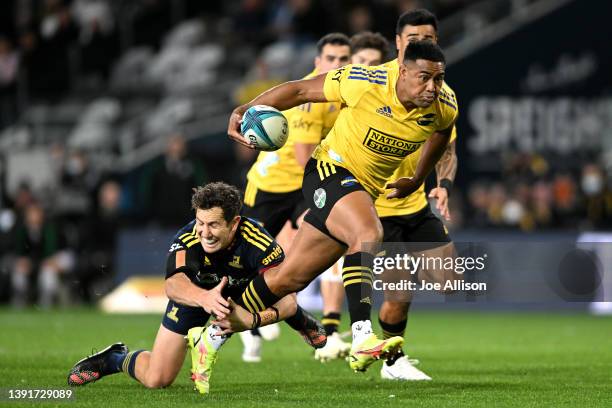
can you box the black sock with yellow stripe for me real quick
[322,312,341,335]
[122,350,144,379]
[241,275,280,313]
[342,252,374,324]
[379,318,407,366]
[284,305,305,331]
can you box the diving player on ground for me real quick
[67,182,325,394]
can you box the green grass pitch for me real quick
[0,309,610,407]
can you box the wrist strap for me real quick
[439,178,453,196]
[270,306,280,323]
[251,312,261,329]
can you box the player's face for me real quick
[351,48,383,66]
[398,59,445,108]
[315,44,351,73]
[195,208,240,253]
[396,24,438,61]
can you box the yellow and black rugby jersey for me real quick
[375,125,457,217]
[165,217,284,293]
[246,70,342,193]
[375,59,459,217]
[314,62,458,197]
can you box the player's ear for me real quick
[230,215,241,230]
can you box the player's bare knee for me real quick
[143,374,174,389]
[346,224,383,253]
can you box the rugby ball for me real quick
[241,105,289,151]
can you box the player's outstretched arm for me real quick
[227,74,328,147]
[213,294,298,335]
[428,140,457,220]
[387,125,453,199]
[165,273,230,318]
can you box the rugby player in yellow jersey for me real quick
[315,31,391,362]
[239,33,350,362]
[225,40,457,373]
[376,8,461,382]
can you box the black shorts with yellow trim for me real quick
[301,158,366,240]
[242,181,305,236]
[381,205,451,250]
[161,300,211,335]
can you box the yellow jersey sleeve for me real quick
[436,84,459,131]
[323,64,373,107]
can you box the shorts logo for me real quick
[417,113,436,126]
[363,128,422,157]
[340,177,359,187]
[314,188,327,209]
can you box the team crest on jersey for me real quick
[314,188,327,208]
[376,106,393,118]
[417,113,436,126]
[228,256,243,269]
[203,256,211,266]
[363,128,422,158]
[340,177,359,187]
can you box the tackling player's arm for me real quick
[228,74,329,148]
[165,248,230,318]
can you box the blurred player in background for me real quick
[225,40,457,373]
[315,31,390,362]
[67,182,325,395]
[240,33,351,362]
[375,9,461,381]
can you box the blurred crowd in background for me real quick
[0,0,610,307]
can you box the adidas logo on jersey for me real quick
[376,106,393,117]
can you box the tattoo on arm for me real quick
[435,141,457,184]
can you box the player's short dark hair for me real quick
[316,32,350,54]
[350,31,390,59]
[403,40,445,65]
[396,8,438,34]
[191,182,242,223]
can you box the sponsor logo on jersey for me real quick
[363,128,422,157]
[203,256,211,266]
[417,113,436,126]
[169,243,183,252]
[228,255,243,269]
[314,188,327,208]
[332,67,345,83]
[341,177,359,187]
[292,117,315,131]
[376,106,393,118]
[262,245,283,266]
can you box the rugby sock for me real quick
[205,324,229,351]
[122,350,145,379]
[106,349,128,374]
[342,252,374,324]
[379,318,407,366]
[322,312,341,335]
[241,276,280,313]
[284,305,305,331]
